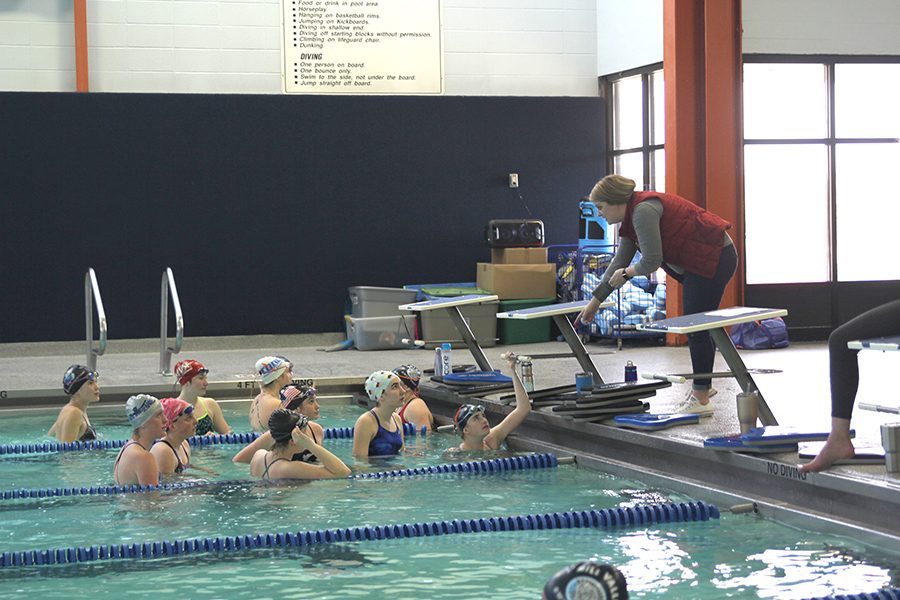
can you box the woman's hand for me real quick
[609,267,630,289]
[576,297,602,326]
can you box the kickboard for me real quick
[741,426,855,446]
[613,413,701,431]
[798,441,886,465]
[552,398,650,418]
[439,371,513,386]
[581,403,651,422]
[524,380,670,406]
[501,384,577,402]
[704,434,797,453]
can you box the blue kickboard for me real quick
[613,413,700,431]
[704,434,797,453]
[741,426,855,446]
[442,371,513,385]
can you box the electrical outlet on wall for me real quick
[509,173,519,188]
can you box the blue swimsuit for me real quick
[367,411,403,456]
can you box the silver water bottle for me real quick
[520,359,535,393]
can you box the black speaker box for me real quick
[485,219,545,247]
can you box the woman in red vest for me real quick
[576,174,737,416]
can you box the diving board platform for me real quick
[848,335,900,415]
[496,299,614,383]
[399,294,499,373]
[848,336,900,351]
[637,306,788,427]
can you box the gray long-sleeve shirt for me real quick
[591,199,733,303]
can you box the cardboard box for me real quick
[490,247,548,264]
[476,263,555,299]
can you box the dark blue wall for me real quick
[0,92,606,342]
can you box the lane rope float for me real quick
[0,500,719,568]
[0,423,429,456]
[0,453,559,502]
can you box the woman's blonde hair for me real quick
[589,174,636,205]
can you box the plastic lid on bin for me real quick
[420,286,492,297]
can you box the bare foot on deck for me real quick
[799,436,856,473]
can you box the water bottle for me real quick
[520,359,535,393]
[440,343,452,376]
[434,347,444,377]
[624,360,637,383]
[736,389,760,434]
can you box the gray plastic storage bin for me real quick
[349,286,419,318]
[346,315,417,351]
[420,301,498,348]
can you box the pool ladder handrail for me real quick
[84,268,107,372]
[159,267,184,375]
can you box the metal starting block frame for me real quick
[496,299,614,384]
[399,294,500,373]
[848,335,900,415]
[636,306,788,426]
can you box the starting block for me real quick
[637,306,788,426]
[496,299,614,385]
[400,294,500,374]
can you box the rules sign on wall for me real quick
[283,0,443,94]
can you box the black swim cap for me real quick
[543,561,628,600]
[393,364,422,391]
[63,365,98,396]
[268,408,308,444]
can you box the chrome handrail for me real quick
[84,268,107,372]
[159,267,184,375]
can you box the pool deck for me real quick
[1,334,899,548]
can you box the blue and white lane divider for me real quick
[805,591,900,600]
[0,423,429,456]
[0,453,558,501]
[0,500,719,568]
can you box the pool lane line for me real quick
[0,423,430,456]
[0,500,719,569]
[0,452,559,502]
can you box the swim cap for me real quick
[279,383,316,411]
[125,394,163,429]
[256,356,289,385]
[393,364,422,391]
[174,359,208,386]
[364,370,396,402]
[453,404,485,437]
[63,365,98,396]
[160,397,193,430]
[268,408,308,444]
[543,561,628,600]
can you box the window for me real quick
[604,64,665,192]
[743,58,900,284]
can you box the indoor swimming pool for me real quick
[0,401,897,598]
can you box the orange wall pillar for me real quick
[74,0,89,91]
[663,0,743,344]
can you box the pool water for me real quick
[0,402,897,598]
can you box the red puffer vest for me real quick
[618,191,731,278]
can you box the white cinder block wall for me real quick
[6,1,900,95]
[0,0,599,95]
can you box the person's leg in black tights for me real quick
[680,244,738,407]
[803,299,900,472]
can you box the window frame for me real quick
[743,54,900,284]
[599,62,665,192]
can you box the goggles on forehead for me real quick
[176,405,194,420]
[453,404,485,434]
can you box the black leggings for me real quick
[828,299,900,420]
[678,244,738,390]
